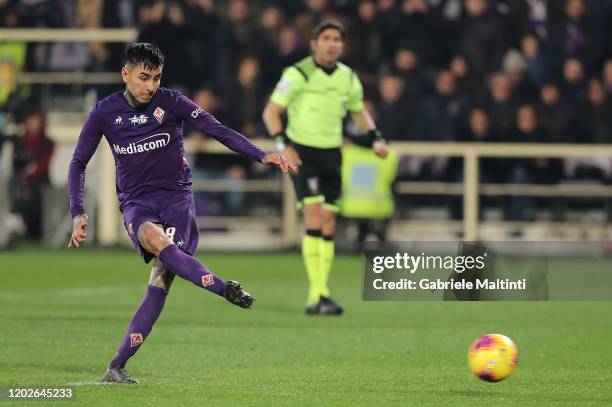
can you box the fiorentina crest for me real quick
[202,275,214,287]
[153,106,165,124]
[130,333,143,347]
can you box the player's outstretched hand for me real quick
[373,140,389,159]
[281,145,302,166]
[262,152,299,174]
[68,214,88,248]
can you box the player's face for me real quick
[311,28,343,66]
[121,63,163,105]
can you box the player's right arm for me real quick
[67,108,104,248]
[263,66,305,165]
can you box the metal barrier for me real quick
[4,28,132,85]
[0,28,136,42]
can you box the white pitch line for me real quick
[55,285,141,298]
[0,285,141,300]
[67,381,113,386]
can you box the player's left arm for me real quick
[175,94,297,173]
[350,110,388,158]
[347,74,388,158]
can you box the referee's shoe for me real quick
[305,296,343,315]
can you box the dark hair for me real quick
[470,106,489,115]
[124,43,165,70]
[312,20,345,40]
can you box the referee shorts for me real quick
[290,142,342,212]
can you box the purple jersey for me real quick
[67,87,266,217]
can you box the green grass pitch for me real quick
[0,248,611,406]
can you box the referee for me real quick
[263,20,388,315]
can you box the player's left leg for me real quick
[102,261,175,384]
[320,205,338,298]
[137,222,254,308]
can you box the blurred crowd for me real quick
[2,1,612,152]
[1,0,612,234]
[0,109,54,241]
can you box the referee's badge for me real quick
[276,79,291,95]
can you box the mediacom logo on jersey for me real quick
[113,133,170,155]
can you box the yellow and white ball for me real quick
[468,334,518,382]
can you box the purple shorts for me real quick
[121,189,199,263]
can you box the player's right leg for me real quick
[290,148,325,311]
[313,146,343,315]
[101,260,175,384]
[302,200,324,313]
[137,222,254,308]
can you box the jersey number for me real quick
[165,227,176,243]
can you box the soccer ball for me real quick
[468,334,518,382]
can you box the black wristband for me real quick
[272,131,288,143]
[273,131,289,151]
[367,129,385,146]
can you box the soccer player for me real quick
[67,43,296,384]
[262,21,388,315]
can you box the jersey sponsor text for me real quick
[112,133,170,155]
